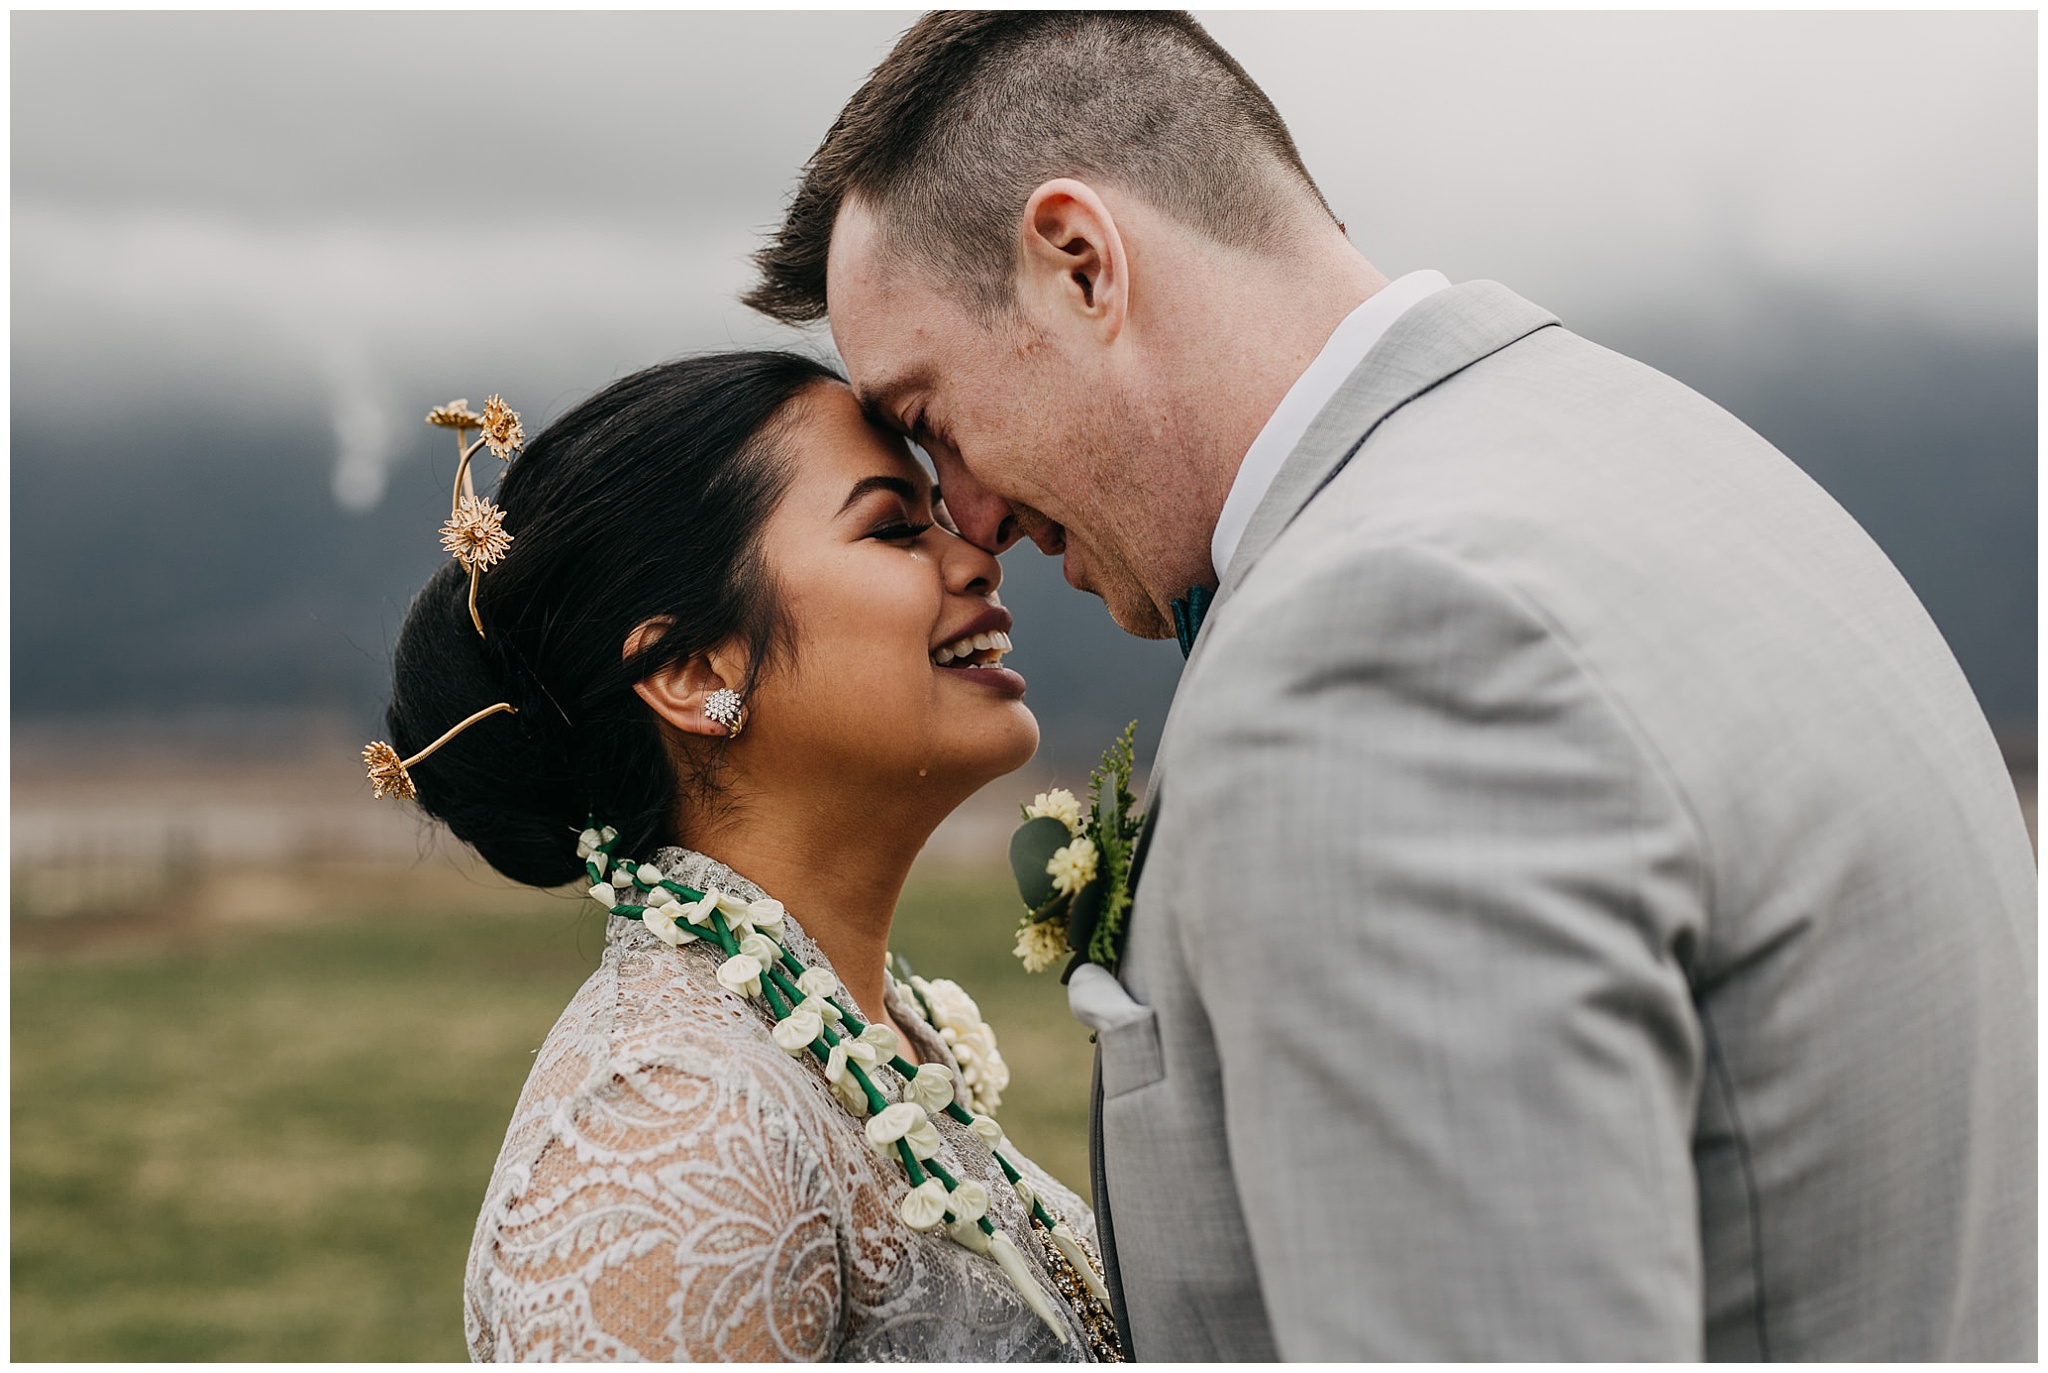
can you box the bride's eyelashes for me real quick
[867,518,935,544]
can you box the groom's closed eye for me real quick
[857,389,918,442]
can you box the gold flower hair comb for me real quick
[362,389,527,801]
[364,702,517,801]
[429,395,526,636]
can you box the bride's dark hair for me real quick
[386,351,840,888]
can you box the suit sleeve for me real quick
[1170,539,1709,1359]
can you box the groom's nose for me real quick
[934,462,1023,555]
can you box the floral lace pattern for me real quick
[464,847,1099,1362]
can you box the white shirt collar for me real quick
[1208,270,1452,583]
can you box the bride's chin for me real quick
[944,703,1040,782]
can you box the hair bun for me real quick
[382,351,840,891]
[388,561,585,887]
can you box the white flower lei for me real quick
[573,825,1111,1347]
[905,974,1012,1116]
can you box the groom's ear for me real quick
[1019,178,1127,344]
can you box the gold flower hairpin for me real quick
[361,391,527,799]
[429,394,526,635]
[363,702,517,801]
[441,493,513,586]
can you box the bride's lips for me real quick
[930,606,1026,697]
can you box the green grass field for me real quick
[12,863,1093,1361]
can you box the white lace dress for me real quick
[463,847,1104,1361]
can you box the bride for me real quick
[374,353,1116,1360]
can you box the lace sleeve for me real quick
[471,1060,843,1362]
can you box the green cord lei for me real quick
[573,823,1112,1348]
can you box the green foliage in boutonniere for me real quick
[1008,722,1143,977]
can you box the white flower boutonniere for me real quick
[1008,722,1144,976]
[1047,835,1098,897]
[1012,920,1068,974]
[1023,788,1084,834]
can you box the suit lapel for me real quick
[1091,286,1559,1349]
[1210,280,1560,627]
[1132,283,1560,885]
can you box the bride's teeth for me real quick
[932,628,1014,667]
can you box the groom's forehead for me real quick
[827,199,975,391]
[832,292,946,427]
[824,199,895,338]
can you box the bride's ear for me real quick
[624,619,746,740]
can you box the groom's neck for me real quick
[1122,220,1388,592]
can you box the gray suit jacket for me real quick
[1088,281,2036,1360]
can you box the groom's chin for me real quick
[1060,539,1175,639]
[1102,591,1175,642]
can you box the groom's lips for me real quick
[1026,521,1091,591]
[1061,543,1092,593]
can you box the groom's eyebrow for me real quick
[857,389,908,434]
[856,372,929,435]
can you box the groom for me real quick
[748,12,2036,1360]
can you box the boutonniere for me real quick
[1008,722,1143,978]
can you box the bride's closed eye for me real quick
[867,517,934,544]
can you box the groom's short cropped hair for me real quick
[745,10,1335,325]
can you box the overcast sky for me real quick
[13,10,2036,511]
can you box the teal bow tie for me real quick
[1170,585,1214,658]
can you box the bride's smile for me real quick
[633,380,1038,814]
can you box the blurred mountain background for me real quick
[11,12,2034,1360]
[12,11,2036,764]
